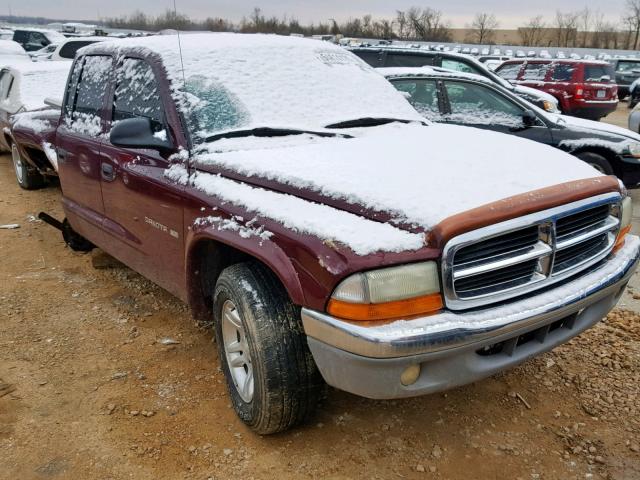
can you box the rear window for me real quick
[495,63,522,80]
[616,60,640,72]
[584,64,615,82]
[522,63,549,80]
[551,64,575,81]
[384,53,435,68]
[59,41,96,59]
[351,50,382,67]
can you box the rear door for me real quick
[441,79,554,145]
[98,56,186,297]
[56,55,113,238]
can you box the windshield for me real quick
[155,34,423,144]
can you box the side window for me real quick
[59,41,92,59]
[551,64,575,82]
[495,63,522,80]
[351,50,382,67]
[385,53,434,68]
[0,71,14,100]
[441,59,483,76]
[390,79,441,121]
[113,58,164,132]
[65,55,112,136]
[444,81,525,127]
[522,63,549,81]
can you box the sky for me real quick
[4,0,628,29]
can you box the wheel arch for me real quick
[185,229,306,324]
[570,146,623,177]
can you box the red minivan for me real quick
[495,59,618,120]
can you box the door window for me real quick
[441,59,483,75]
[551,64,575,81]
[113,58,165,133]
[64,55,112,136]
[0,70,14,99]
[384,53,435,68]
[495,63,522,80]
[522,63,549,81]
[390,79,441,121]
[444,81,525,127]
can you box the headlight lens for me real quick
[627,142,640,158]
[542,100,556,112]
[328,262,442,321]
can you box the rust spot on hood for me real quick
[427,176,621,249]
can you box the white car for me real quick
[31,36,111,62]
[0,40,31,64]
[0,61,71,151]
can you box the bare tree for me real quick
[554,10,580,47]
[466,12,499,44]
[579,8,591,47]
[518,15,547,46]
[395,10,408,39]
[406,7,452,41]
[626,0,640,49]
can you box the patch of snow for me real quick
[165,164,189,185]
[11,111,51,133]
[193,122,602,229]
[194,214,273,243]
[549,113,640,142]
[189,172,425,255]
[42,142,58,171]
[559,138,631,155]
[239,279,263,307]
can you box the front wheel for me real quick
[12,143,45,190]
[213,262,324,434]
[575,151,614,176]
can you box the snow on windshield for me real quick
[83,33,422,141]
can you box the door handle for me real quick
[101,162,116,181]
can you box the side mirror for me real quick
[522,109,537,127]
[110,117,173,152]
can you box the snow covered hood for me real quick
[193,122,603,230]
[82,33,422,135]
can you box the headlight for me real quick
[614,195,633,252]
[327,262,443,321]
[627,142,640,158]
[542,100,557,112]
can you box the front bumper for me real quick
[302,236,639,399]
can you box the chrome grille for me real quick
[442,193,621,310]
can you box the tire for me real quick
[11,143,45,190]
[213,262,324,434]
[630,97,639,109]
[575,151,614,176]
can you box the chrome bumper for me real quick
[301,236,639,399]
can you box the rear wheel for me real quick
[12,143,45,190]
[213,262,324,434]
[575,151,614,176]
[630,96,639,109]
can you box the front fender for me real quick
[184,220,306,318]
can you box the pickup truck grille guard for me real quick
[442,192,622,310]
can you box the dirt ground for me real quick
[1,106,640,479]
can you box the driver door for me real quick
[441,80,554,146]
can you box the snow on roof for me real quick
[7,61,72,110]
[378,66,492,84]
[0,40,27,56]
[193,122,604,230]
[83,33,423,136]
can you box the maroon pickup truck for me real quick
[45,34,638,434]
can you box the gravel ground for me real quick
[1,105,639,479]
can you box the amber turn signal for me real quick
[613,224,632,253]
[327,293,443,322]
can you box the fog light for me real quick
[400,364,421,386]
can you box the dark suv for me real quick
[611,58,640,99]
[348,46,559,112]
[495,59,618,119]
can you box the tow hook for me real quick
[37,212,94,252]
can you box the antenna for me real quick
[173,0,187,89]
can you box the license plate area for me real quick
[596,90,606,98]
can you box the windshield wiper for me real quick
[325,117,413,129]
[202,127,349,144]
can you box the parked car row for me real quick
[2,33,639,436]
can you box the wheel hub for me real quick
[11,145,24,184]
[221,300,254,402]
